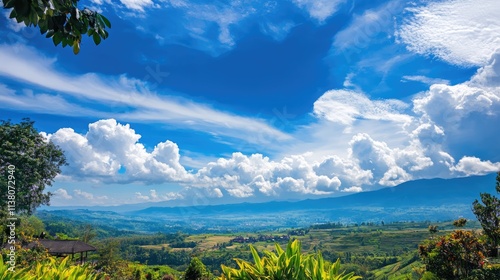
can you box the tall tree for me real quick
[2,0,111,54]
[184,257,209,280]
[472,172,500,255]
[0,118,66,215]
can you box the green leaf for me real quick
[52,32,63,46]
[92,33,101,45]
[8,9,17,19]
[73,40,80,54]
[45,30,55,38]
[101,14,111,28]
[4,0,16,9]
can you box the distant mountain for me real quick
[39,174,498,232]
[131,174,496,217]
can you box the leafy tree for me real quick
[472,172,500,255]
[418,230,486,280]
[428,225,438,234]
[2,0,111,54]
[0,119,66,215]
[80,224,96,243]
[219,239,361,280]
[184,257,209,280]
[453,218,468,228]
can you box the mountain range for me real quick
[39,173,498,232]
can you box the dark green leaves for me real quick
[0,118,67,215]
[1,0,111,54]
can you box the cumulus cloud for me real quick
[413,50,500,130]
[397,0,500,66]
[74,189,108,202]
[452,157,500,176]
[313,90,411,126]
[135,189,184,201]
[46,119,191,184]
[341,186,362,193]
[194,152,342,197]
[53,188,73,200]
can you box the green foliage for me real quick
[420,271,440,280]
[2,0,111,54]
[0,254,104,279]
[184,257,209,280]
[453,218,468,228]
[472,171,500,251]
[428,225,438,234]
[219,239,361,280]
[0,119,66,215]
[96,239,122,275]
[418,230,486,279]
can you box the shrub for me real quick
[418,230,486,279]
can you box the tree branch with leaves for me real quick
[2,0,111,54]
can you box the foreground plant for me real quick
[219,239,361,280]
[0,254,104,280]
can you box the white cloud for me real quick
[341,186,362,193]
[53,188,73,200]
[120,0,155,11]
[46,119,192,184]
[452,156,500,176]
[183,3,255,47]
[2,10,26,32]
[292,0,345,22]
[194,152,343,197]
[397,0,500,66]
[333,0,402,51]
[74,189,109,202]
[135,192,149,200]
[313,90,411,126]
[0,44,290,146]
[413,50,500,130]
[402,75,450,86]
[260,21,296,41]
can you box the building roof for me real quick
[27,240,97,254]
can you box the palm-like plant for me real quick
[220,239,361,280]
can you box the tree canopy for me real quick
[472,172,500,253]
[184,257,209,280]
[0,118,66,214]
[2,0,111,54]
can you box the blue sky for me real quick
[1,0,499,207]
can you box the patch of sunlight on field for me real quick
[186,234,235,250]
[140,244,169,250]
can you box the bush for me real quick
[418,230,486,279]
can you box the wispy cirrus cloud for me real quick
[313,90,411,126]
[333,0,403,52]
[401,75,450,86]
[292,0,345,22]
[0,43,291,145]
